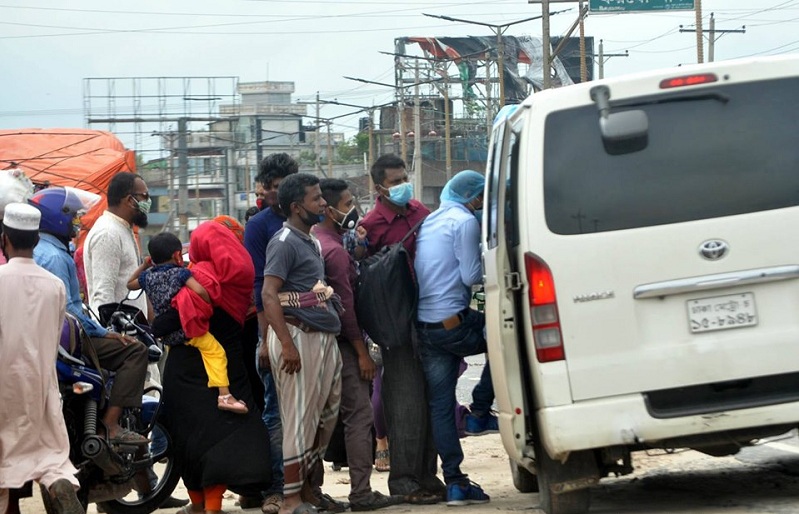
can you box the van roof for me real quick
[519,53,799,108]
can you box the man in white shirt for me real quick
[83,172,188,511]
[83,172,150,444]
[0,203,83,514]
[84,172,150,315]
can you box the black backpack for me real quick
[355,218,425,350]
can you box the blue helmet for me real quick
[29,186,99,238]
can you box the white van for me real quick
[482,54,799,514]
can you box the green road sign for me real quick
[589,0,694,12]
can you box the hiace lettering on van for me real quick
[485,55,799,467]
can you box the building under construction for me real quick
[82,35,593,235]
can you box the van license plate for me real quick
[687,293,758,333]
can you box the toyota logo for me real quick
[699,239,729,261]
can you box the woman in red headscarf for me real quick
[155,221,271,514]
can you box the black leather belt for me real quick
[417,308,471,331]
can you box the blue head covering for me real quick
[440,170,485,204]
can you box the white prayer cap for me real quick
[2,202,41,231]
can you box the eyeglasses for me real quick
[130,192,150,201]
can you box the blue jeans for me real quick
[256,338,284,495]
[417,308,494,485]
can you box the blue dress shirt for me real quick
[34,233,109,338]
[415,201,482,323]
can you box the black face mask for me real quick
[334,206,359,230]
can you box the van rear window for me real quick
[544,77,799,235]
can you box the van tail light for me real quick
[525,252,565,363]
[659,73,717,89]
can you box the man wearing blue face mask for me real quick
[359,155,445,505]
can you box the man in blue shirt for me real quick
[30,186,149,445]
[414,170,496,507]
[243,152,298,514]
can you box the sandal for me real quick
[261,493,283,514]
[218,394,248,414]
[109,428,150,445]
[374,449,390,473]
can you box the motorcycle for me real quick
[51,292,180,514]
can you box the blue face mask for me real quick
[474,209,483,223]
[385,182,413,207]
[299,205,323,226]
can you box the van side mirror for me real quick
[590,85,649,156]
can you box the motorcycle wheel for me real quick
[97,422,181,514]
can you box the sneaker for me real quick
[464,412,499,436]
[446,482,490,507]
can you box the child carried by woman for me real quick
[127,232,248,414]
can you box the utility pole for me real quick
[255,118,263,166]
[578,0,587,82]
[177,117,189,242]
[527,0,579,89]
[680,8,745,64]
[326,121,333,178]
[367,108,375,198]
[367,109,374,169]
[594,39,629,80]
[443,82,452,181]
[413,61,422,200]
[315,91,322,174]
[695,0,704,63]
[678,0,704,63]
[394,43,409,164]
[542,0,551,89]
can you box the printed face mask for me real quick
[385,182,413,207]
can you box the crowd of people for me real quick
[0,151,499,514]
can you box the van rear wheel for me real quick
[533,436,597,514]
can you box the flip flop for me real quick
[374,449,390,472]
[218,394,249,414]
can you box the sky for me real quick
[2,0,798,154]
